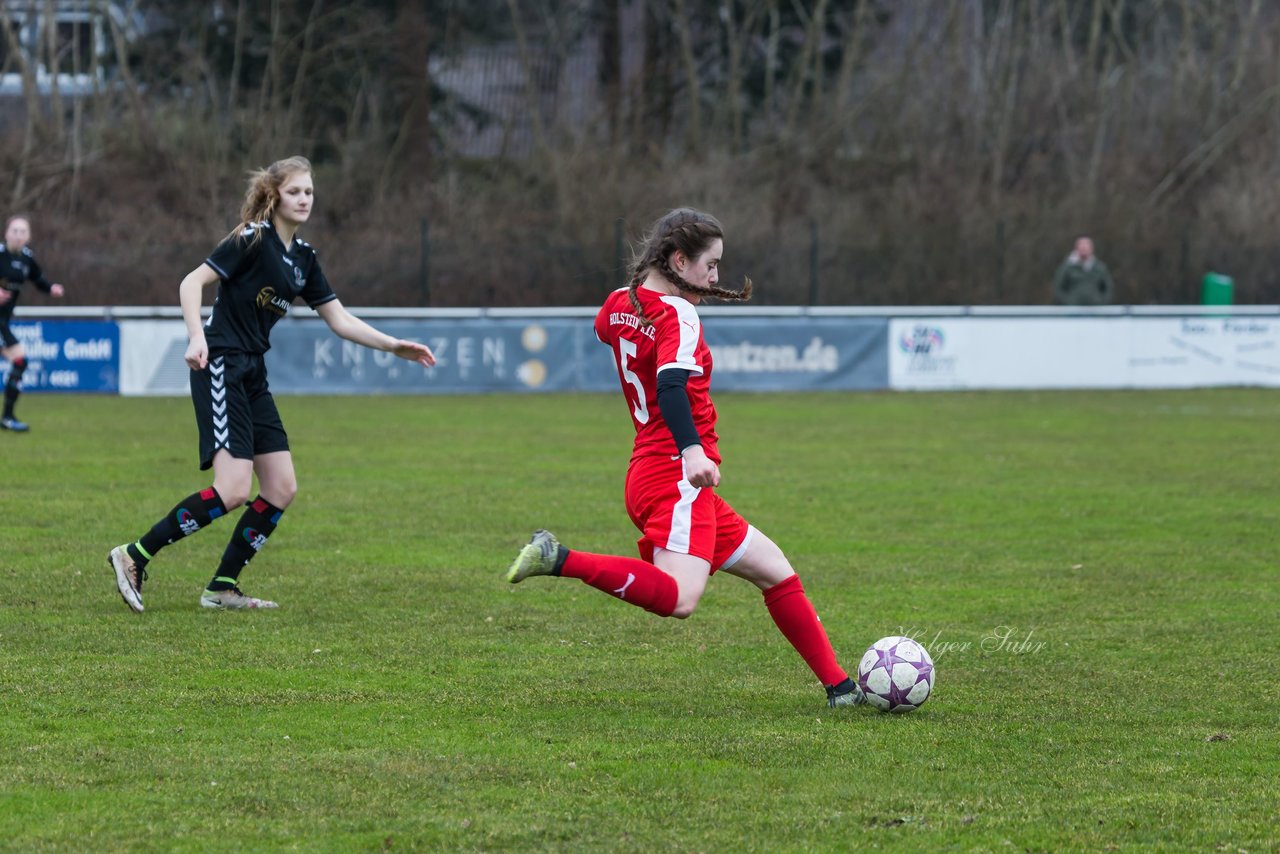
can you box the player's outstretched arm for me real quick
[34,274,63,298]
[315,299,436,367]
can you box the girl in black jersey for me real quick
[1,216,66,432]
[108,156,435,612]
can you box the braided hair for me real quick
[626,208,753,327]
[226,156,313,246]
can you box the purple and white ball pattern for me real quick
[856,636,935,713]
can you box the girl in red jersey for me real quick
[506,208,864,708]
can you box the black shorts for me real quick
[190,351,289,470]
[0,316,17,349]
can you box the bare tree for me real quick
[12,0,1280,306]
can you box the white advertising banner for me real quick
[890,318,1127,389]
[1128,316,1280,387]
[888,319,970,389]
[119,319,191,396]
[890,316,1280,390]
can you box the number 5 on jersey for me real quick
[617,338,649,424]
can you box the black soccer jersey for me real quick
[0,244,52,320]
[202,221,337,354]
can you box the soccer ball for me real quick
[857,636,935,713]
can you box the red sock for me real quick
[560,550,679,617]
[763,574,848,686]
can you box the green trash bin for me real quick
[1201,272,1234,305]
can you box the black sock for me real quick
[207,496,284,591]
[128,488,228,568]
[4,358,25,419]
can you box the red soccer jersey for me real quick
[595,286,721,463]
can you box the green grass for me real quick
[1,389,1276,851]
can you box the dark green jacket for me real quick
[1054,255,1115,306]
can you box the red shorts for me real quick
[624,454,753,573]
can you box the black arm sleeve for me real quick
[656,368,702,454]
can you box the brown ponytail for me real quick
[626,207,752,326]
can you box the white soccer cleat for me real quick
[108,545,145,613]
[200,587,279,610]
[826,677,868,708]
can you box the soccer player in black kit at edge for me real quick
[108,156,436,612]
[1,215,67,432]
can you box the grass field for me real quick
[1,389,1277,851]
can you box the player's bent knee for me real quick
[755,563,796,588]
[217,486,251,510]
[670,589,704,619]
[262,481,297,508]
[670,601,698,619]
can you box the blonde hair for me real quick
[227,156,312,244]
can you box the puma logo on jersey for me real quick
[613,573,636,599]
[681,320,697,332]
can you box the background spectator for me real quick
[1054,237,1116,306]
